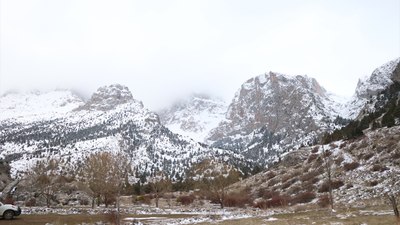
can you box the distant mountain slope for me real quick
[0,85,250,181]
[159,94,227,143]
[0,90,84,122]
[206,72,345,166]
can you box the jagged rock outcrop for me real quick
[77,84,140,111]
[206,72,343,165]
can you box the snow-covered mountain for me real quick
[155,58,398,167]
[205,72,345,165]
[0,90,84,122]
[0,85,250,180]
[1,58,398,181]
[344,58,400,119]
[158,94,227,143]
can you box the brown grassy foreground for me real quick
[0,214,110,225]
[197,206,399,225]
[0,205,398,225]
[0,213,192,225]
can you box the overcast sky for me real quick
[1,0,399,110]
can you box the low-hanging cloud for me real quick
[1,0,399,110]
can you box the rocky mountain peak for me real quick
[343,58,400,119]
[78,84,142,111]
[207,72,337,165]
[224,72,329,126]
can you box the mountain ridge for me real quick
[0,85,251,181]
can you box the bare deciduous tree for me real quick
[149,171,172,208]
[193,159,240,209]
[321,147,334,212]
[82,152,130,208]
[385,172,400,224]
[28,159,60,207]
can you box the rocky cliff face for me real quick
[206,72,343,165]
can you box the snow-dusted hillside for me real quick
[0,85,250,180]
[229,125,400,205]
[206,72,345,165]
[159,94,227,143]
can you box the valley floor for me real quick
[1,204,398,225]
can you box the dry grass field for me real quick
[0,204,398,225]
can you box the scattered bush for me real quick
[258,189,279,199]
[312,157,323,168]
[177,195,195,206]
[135,195,152,205]
[339,142,347,148]
[223,192,252,208]
[334,156,344,166]
[282,178,298,189]
[311,147,319,153]
[301,181,316,192]
[291,170,302,177]
[307,154,319,163]
[330,180,344,189]
[80,198,90,206]
[323,150,332,157]
[281,174,292,183]
[362,153,374,161]
[255,192,289,209]
[25,198,36,207]
[290,192,316,204]
[343,162,360,171]
[392,151,400,159]
[265,171,277,180]
[368,180,379,187]
[300,170,320,182]
[268,177,279,187]
[287,185,302,195]
[266,195,289,208]
[318,180,344,193]
[318,194,330,208]
[311,177,320,184]
[104,195,116,206]
[371,164,389,172]
[302,165,311,173]
[254,200,268,209]
[329,143,338,148]
[358,140,368,149]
